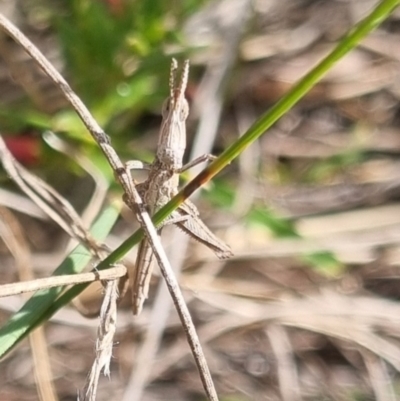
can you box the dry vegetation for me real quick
[1,0,400,400]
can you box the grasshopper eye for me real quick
[161,97,171,118]
[179,98,189,121]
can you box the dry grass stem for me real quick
[0,134,104,257]
[0,265,127,297]
[42,131,109,233]
[266,324,301,401]
[362,350,396,401]
[80,278,119,401]
[0,207,58,401]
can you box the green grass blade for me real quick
[0,203,120,358]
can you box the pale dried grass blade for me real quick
[42,131,109,228]
[0,266,127,298]
[80,278,119,401]
[362,350,396,401]
[266,324,301,401]
[0,207,58,401]
[0,134,104,257]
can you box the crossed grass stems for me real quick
[0,1,399,400]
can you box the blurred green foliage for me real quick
[204,179,298,238]
[51,0,203,146]
[304,149,365,183]
[1,0,208,158]
[205,180,343,275]
[301,251,344,276]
